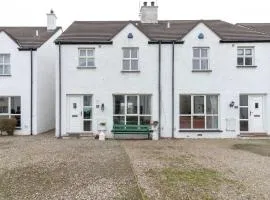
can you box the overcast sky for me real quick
[0,0,269,29]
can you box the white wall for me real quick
[56,24,159,137]
[0,32,31,135]
[174,23,270,138]
[35,29,62,134]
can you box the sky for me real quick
[0,0,269,29]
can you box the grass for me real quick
[232,141,270,157]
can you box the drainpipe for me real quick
[158,41,161,138]
[58,43,62,138]
[30,50,33,136]
[172,41,175,138]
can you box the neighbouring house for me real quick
[55,2,270,138]
[0,10,62,135]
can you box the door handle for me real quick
[80,111,82,116]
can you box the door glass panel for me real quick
[127,96,138,114]
[240,121,248,131]
[193,116,205,129]
[240,108,248,119]
[83,96,92,106]
[194,96,204,114]
[240,95,248,106]
[83,107,92,119]
[83,121,92,131]
[126,116,138,125]
[180,116,191,129]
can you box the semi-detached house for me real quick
[0,11,62,135]
[55,2,270,138]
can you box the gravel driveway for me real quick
[122,139,270,200]
[0,133,142,200]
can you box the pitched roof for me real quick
[0,27,61,49]
[55,20,270,44]
[237,23,270,35]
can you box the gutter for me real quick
[58,43,62,138]
[171,41,175,138]
[220,40,270,43]
[54,41,113,45]
[158,42,161,138]
[30,50,33,136]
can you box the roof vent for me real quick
[167,22,171,28]
[36,30,39,37]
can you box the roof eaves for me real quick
[0,30,22,48]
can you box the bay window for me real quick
[179,95,219,130]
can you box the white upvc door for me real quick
[249,95,264,132]
[67,95,83,133]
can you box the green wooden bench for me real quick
[111,124,152,139]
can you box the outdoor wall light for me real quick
[101,103,105,111]
[229,101,235,108]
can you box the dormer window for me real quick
[0,54,11,76]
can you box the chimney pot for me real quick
[143,2,147,6]
[151,1,155,6]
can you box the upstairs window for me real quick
[237,47,254,66]
[192,47,209,70]
[78,49,95,68]
[122,48,139,71]
[0,54,11,75]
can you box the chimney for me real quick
[47,9,57,31]
[140,1,158,24]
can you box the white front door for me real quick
[249,95,264,132]
[67,95,83,133]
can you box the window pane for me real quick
[140,116,151,125]
[193,116,205,129]
[87,49,94,57]
[123,60,130,70]
[201,49,208,57]
[206,95,218,114]
[180,116,191,129]
[193,48,200,57]
[240,121,248,131]
[194,96,204,114]
[131,49,138,58]
[206,116,218,129]
[83,107,92,119]
[240,108,248,119]
[87,58,95,67]
[245,57,252,66]
[0,97,8,113]
[83,121,92,131]
[237,57,244,65]
[140,95,151,114]
[114,95,125,114]
[240,95,248,106]
[0,55,3,62]
[201,59,208,70]
[4,54,10,63]
[245,49,252,55]
[126,116,138,125]
[123,49,130,58]
[237,49,244,55]
[113,116,125,124]
[127,96,138,114]
[192,59,200,70]
[10,97,21,114]
[4,65,10,74]
[131,60,138,70]
[79,58,87,67]
[79,49,86,56]
[180,95,191,114]
[0,65,4,74]
[84,96,92,106]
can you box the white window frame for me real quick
[0,54,11,75]
[192,47,210,70]
[0,96,21,128]
[113,94,152,125]
[122,47,139,71]
[237,47,254,66]
[78,48,95,68]
[179,94,219,130]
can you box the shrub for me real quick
[0,118,17,136]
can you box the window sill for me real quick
[192,70,212,73]
[77,67,96,69]
[0,74,11,77]
[121,70,141,73]
[179,129,223,133]
[236,65,257,68]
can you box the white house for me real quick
[0,10,62,135]
[55,2,270,138]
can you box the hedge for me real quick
[0,118,17,136]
